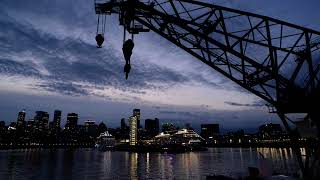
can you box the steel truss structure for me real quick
[94,0,320,177]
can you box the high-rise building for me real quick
[133,109,141,129]
[85,120,98,136]
[34,111,49,132]
[66,113,78,130]
[145,118,160,137]
[26,119,34,133]
[17,110,26,128]
[129,116,138,146]
[53,110,62,129]
[200,124,220,139]
[121,118,127,130]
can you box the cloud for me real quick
[0,11,193,97]
[224,101,265,107]
[35,82,90,96]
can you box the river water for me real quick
[0,148,301,180]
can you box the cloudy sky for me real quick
[0,0,319,132]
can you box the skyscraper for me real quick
[34,111,49,132]
[133,109,141,129]
[145,118,160,137]
[53,110,62,130]
[17,110,26,128]
[121,118,127,130]
[85,120,97,137]
[66,113,78,130]
[129,116,138,146]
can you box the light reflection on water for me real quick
[0,148,300,180]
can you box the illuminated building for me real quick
[133,109,141,129]
[34,111,49,132]
[66,113,78,130]
[85,120,98,136]
[16,110,26,128]
[53,110,62,129]
[26,119,34,133]
[129,116,138,146]
[200,124,220,139]
[258,123,283,139]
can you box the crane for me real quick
[93,0,320,178]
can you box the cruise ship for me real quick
[95,131,115,151]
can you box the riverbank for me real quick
[0,142,317,150]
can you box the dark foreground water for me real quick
[0,148,301,180]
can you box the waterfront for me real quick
[0,148,300,180]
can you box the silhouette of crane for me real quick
[94,0,320,177]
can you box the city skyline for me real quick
[0,108,287,135]
[0,0,320,130]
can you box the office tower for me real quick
[121,118,127,130]
[26,119,34,133]
[53,110,62,129]
[200,124,220,139]
[85,120,98,136]
[34,111,49,132]
[17,110,26,128]
[133,109,141,129]
[129,116,138,146]
[66,113,78,130]
[145,118,160,137]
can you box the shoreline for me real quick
[0,143,314,151]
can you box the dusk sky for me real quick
[0,0,319,131]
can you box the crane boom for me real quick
[94,1,320,177]
[95,0,320,114]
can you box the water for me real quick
[0,148,300,180]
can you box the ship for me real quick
[95,131,115,151]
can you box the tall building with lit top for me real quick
[17,110,26,128]
[133,109,141,129]
[66,113,78,130]
[129,116,138,146]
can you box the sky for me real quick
[0,0,319,132]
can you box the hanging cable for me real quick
[95,14,104,48]
[131,20,134,41]
[104,14,107,35]
[96,14,100,35]
[123,25,127,43]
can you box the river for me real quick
[0,148,301,180]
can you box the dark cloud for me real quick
[35,82,89,96]
[224,101,265,107]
